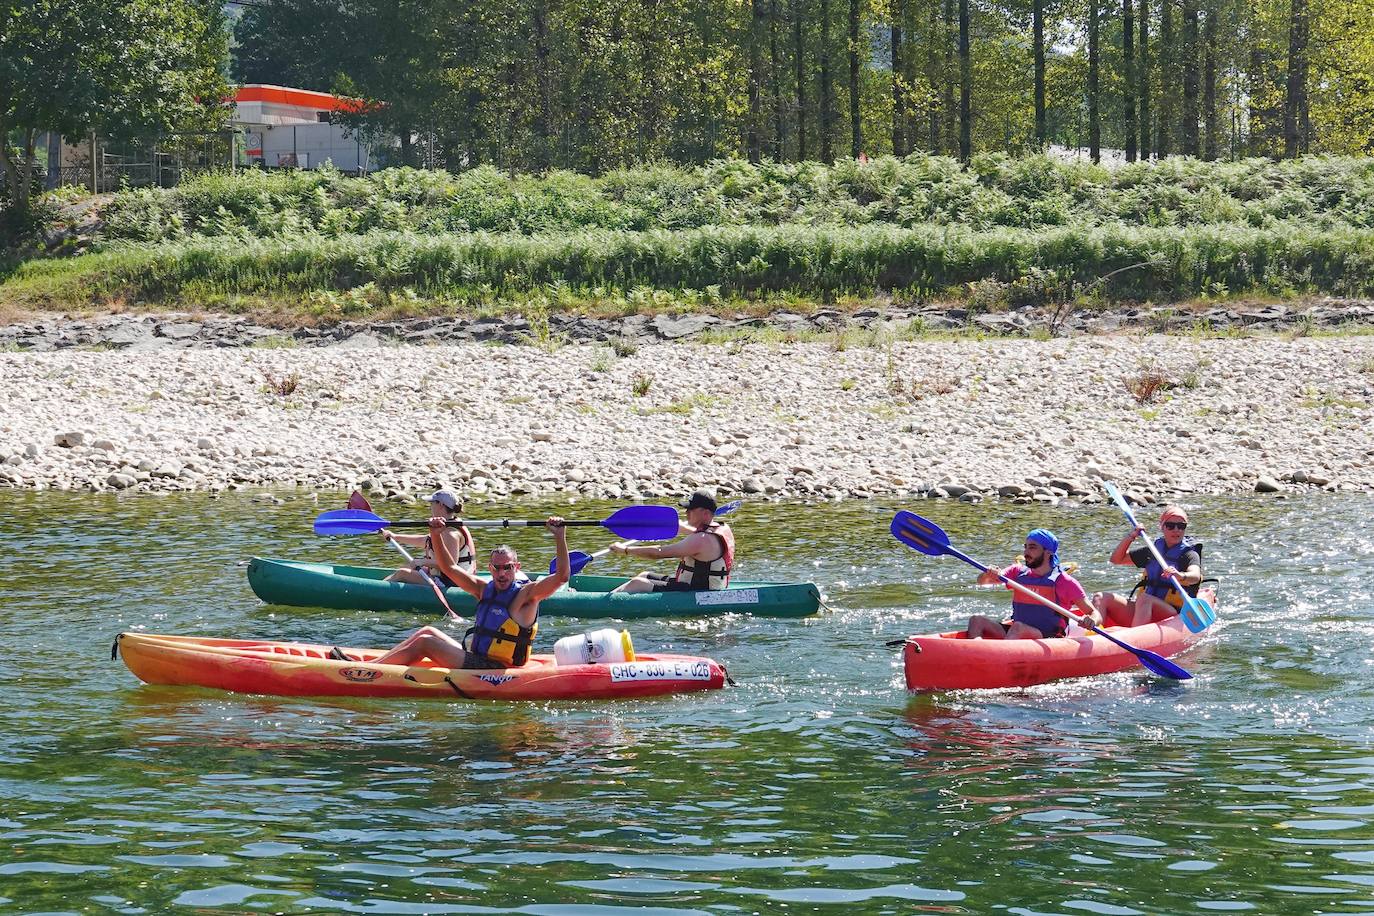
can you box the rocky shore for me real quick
[3,298,1374,351]
[2,310,1371,504]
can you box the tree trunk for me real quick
[943,0,955,154]
[794,0,808,159]
[1158,0,1174,156]
[848,0,861,157]
[1139,0,1151,158]
[958,0,970,160]
[532,1,552,170]
[1124,0,1136,161]
[0,124,28,216]
[1182,0,1199,155]
[1202,2,1217,160]
[1284,0,1309,158]
[928,0,940,150]
[1088,0,1100,163]
[771,0,785,158]
[821,0,834,161]
[892,0,906,155]
[1033,0,1045,147]
[748,0,764,162]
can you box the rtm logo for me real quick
[340,667,382,682]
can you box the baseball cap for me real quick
[681,489,718,513]
[429,490,460,511]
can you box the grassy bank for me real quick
[7,154,1374,318]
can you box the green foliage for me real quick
[98,154,1374,246]
[0,0,228,221]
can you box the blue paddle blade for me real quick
[601,505,680,540]
[889,510,952,557]
[715,500,743,516]
[313,508,389,536]
[1122,641,1194,680]
[1180,595,1217,633]
[549,551,594,576]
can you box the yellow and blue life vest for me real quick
[463,581,537,666]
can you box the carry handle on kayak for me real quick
[889,510,1192,681]
[1103,482,1216,633]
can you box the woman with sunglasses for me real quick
[1094,505,1203,628]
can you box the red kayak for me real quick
[901,616,1204,690]
[115,632,727,701]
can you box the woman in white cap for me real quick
[1093,504,1204,627]
[381,490,476,587]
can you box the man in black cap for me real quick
[610,489,736,593]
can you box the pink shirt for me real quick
[1001,565,1087,607]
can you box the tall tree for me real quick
[892,0,906,155]
[771,0,785,158]
[848,0,862,156]
[1139,0,1151,157]
[794,0,808,158]
[1124,0,1137,160]
[1182,0,1200,154]
[748,0,765,162]
[1088,0,1101,162]
[1,0,227,224]
[820,0,835,160]
[1033,0,1046,147]
[1284,0,1309,157]
[1202,0,1218,159]
[1157,0,1175,155]
[958,0,971,159]
[943,0,956,152]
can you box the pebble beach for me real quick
[3,328,1371,504]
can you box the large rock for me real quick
[651,313,720,340]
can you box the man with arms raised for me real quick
[609,490,734,593]
[342,515,568,669]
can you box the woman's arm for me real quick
[427,519,484,598]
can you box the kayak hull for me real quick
[247,557,820,619]
[116,632,726,701]
[902,616,1204,690]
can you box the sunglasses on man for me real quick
[1162,521,1187,531]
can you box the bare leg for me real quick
[1134,594,1180,625]
[612,572,658,594]
[1093,591,1132,627]
[967,615,1009,639]
[1005,621,1050,639]
[371,626,468,667]
[385,567,430,585]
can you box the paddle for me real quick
[549,499,744,575]
[344,491,461,621]
[313,504,680,540]
[1103,482,1216,633]
[889,509,1192,681]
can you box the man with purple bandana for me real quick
[966,528,1101,639]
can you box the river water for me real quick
[2,490,1372,915]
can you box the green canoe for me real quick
[246,557,821,619]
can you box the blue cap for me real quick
[1026,528,1060,566]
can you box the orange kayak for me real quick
[901,616,1204,690]
[115,632,728,701]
